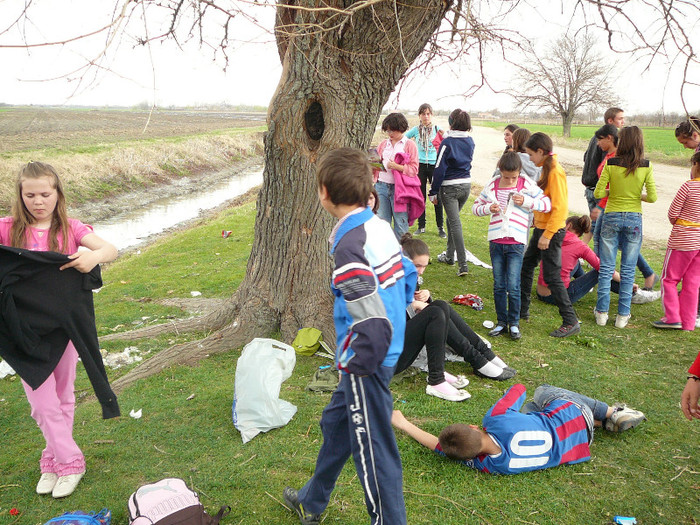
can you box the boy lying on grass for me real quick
[392,383,645,474]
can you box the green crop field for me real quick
[477,121,691,165]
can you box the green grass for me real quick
[478,121,692,166]
[1,198,699,524]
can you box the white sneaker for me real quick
[696,316,700,329]
[631,289,661,304]
[426,383,471,402]
[52,472,85,498]
[615,314,631,328]
[605,404,646,432]
[594,310,608,326]
[36,472,58,495]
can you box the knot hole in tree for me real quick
[304,100,324,148]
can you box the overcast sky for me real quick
[0,1,697,115]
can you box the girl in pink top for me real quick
[0,162,117,499]
[375,113,419,239]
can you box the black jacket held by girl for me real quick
[0,245,119,419]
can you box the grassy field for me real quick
[477,120,690,165]
[0,107,265,214]
[0,106,265,155]
[1,197,698,524]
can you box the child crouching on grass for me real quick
[473,151,551,341]
[283,148,414,525]
[392,383,645,475]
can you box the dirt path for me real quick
[469,125,687,246]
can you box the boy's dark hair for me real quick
[511,128,531,153]
[317,148,373,207]
[675,117,700,139]
[418,103,433,115]
[381,112,409,133]
[691,151,700,166]
[448,109,471,131]
[594,123,619,145]
[604,107,624,124]
[497,151,522,173]
[566,214,592,236]
[399,232,429,259]
[438,424,482,460]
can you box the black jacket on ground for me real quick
[0,245,119,419]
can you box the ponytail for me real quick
[565,215,592,236]
[400,233,429,260]
[525,132,554,190]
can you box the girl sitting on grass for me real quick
[393,234,516,402]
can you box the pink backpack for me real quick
[128,478,229,525]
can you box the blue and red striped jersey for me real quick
[436,384,591,475]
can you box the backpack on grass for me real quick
[128,478,230,525]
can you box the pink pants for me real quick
[21,342,86,476]
[661,248,700,331]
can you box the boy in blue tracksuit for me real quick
[284,148,416,525]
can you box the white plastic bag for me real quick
[232,338,297,443]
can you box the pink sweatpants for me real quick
[21,342,86,476]
[661,248,700,331]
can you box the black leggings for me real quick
[395,302,448,385]
[394,300,497,384]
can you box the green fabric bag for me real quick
[292,328,323,356]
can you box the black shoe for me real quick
[520,312,530,321]
[457,266,469,277]
[415,227,426,234]
[549,323,581,338]
[283,487,321,525]
[509,326,522,340]
[488,325,506,337]
[438,228,447,238]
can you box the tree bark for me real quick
[108,1,449,393]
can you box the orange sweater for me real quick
[533,154,568,239]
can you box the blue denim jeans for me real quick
[594,213,654,278]
[489,241,524,327]
[439,183,471,271]
[596,212,643,316]
[538,270,621,305]
[376,181,408,240]
[522,384,607,444]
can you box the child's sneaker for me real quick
[549,323,580,337]
[426,381,471,402]
[652,318,682,329]
[438,227,447,238]
[605,404,646,432]
[36,472,58,495]
[52,471,85,498]
[283,487,321,525]
[594,310,608,326]
[615,314,631,328]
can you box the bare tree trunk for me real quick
[109,1,448,393]
[562,113,573,137]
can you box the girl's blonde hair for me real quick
[11,161,71,253]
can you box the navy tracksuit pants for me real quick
[297,365,406,524]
